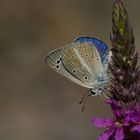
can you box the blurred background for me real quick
[0,0,140,140]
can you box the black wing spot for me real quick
[84,77,88,80]
[56,65,59,68]
[57,60,60,64]
[86,54,88,56]
[73,70,76,73]
[97,58,99,60]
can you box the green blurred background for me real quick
[0,0,139,139]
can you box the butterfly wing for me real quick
[61,42,103,88]
[45,47,88,87]
[46,37,109,89]
[74,37,108,63]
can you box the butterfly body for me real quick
[46,37,109,96]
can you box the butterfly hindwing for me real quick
[61,42,103,87]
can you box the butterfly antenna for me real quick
[79,91,89,104]
[81,96,86,112]
[79,91,91,112]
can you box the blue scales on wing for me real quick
[74,37,108,63]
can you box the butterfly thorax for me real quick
[90,73,108,96]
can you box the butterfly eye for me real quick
[84,77,88,80]
[90,89,97,96]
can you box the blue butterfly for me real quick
[46,37,110,96]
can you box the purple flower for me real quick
[92,100,140,140]
[92,0,140,139]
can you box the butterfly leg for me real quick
[79,91,91,112]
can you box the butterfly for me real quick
[45,37,110,96]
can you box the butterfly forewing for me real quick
[46,48,88,87]
[46,48,63,71]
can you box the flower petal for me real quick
[123,113,131,126]
[115,128,124,140]
[106,99,121,118]
[132,125,140,133]
[92,117,113,128]
[130,116,140,124]
[96,133,109,140]
[97,128,115,140]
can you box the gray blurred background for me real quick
[0,0,139,140]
